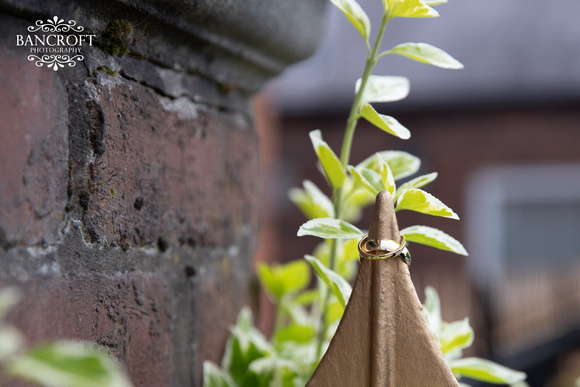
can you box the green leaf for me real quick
[281,301,311,327]
[386,43,463,69]
[313,239,358,280]
[203,362,237,387]
[298,218,364,239]
[356,75,410,104]
[349,160,395,197]
[244,359,274,387]
[348,166,383,196]
[247,357,299,387]
[338,238,361,270]
[326,301,345,325]
[423,286,442,336]
[450,357,527,384]
[222,308,274,385]
[276,342,317,370]
[288,180,335,220]
[384,0,439,18]
[258,261,311,301]
[0,327,23,362]
[275,324,315,344]
[396,189,459,219]
[439,318,474,355]
[0,286,20,320]
[8,342,131,387]
[378,156,396,195]
[401,225,467,255]
[360,104,411,140]
[304,255,352,308]
[309,130,346,188]
[0,288,23,363]
[312,241,331,267]
[330,0,371,41]
[341,183,374,223]
[293,289,319,306]
[395,172,437,201]
[357,151,420,180]
[235,306,254,332]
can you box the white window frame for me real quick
[465,163,580,289]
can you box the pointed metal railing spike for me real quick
[307,191,459,387]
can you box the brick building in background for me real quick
[265,1,580,386]
[0,0,326,385]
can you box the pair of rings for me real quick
[357,235,411,266]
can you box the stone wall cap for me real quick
[0,0,329,92]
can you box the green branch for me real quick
[315,13,391,363]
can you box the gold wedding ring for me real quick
[358,235,411,266]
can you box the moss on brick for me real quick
[97,66,118,76]
[98,19,133,56]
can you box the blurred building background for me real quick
[256,0,580,386]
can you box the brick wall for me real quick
[0,1,326,384]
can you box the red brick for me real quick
[0,50,68,246]
[73,76,260,248]
[5,272,172,386]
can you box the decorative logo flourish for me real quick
[27,16,85,33]
[17,16,95,72]
[27,54,84,71]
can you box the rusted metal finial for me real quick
[307,191,459,387]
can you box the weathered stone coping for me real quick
[0,0,328,93]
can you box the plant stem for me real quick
[274,302,285,334]
[338,14,390,172]
[315,14,391,362]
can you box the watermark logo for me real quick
[17,16,96,71]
